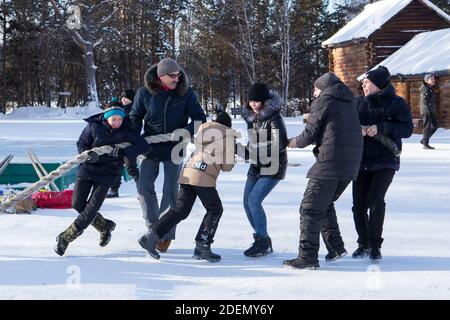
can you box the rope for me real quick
[0,133,172,212]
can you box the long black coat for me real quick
[129,64,206,161]
[294,73,363,181]
[356,83,413,172]
[242,91,289,180]
[76,113,148,186]
[419,81,436,117]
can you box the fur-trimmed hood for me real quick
[144,63,190,96]
[242,91,283,122]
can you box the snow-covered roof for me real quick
[359,28,450,78]
[323,0,450,47]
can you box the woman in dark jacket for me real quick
[240,83,288,257]
[55,107,148,256]
[352,66,413,261]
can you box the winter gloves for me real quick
[86,145,124,163]
[86,151,100,163]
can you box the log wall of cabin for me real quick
[329,41,368,95]
[369,0,450,66]
[438,76,450,129]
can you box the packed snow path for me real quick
[1,118,450,299]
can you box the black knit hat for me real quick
[212,110,232,128]
[365,66,391,90]
[121,89,135,102]
[314,72,341,91]
[248,83,271,102]
[110,97,122,107]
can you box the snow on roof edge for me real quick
[357,28,450,80]
[323,0,450,47]
[421,0,450,24]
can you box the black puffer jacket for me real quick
[356,83,413,172]
[129,64,206,161]
[76,113,148,186]
[242,91,289,180]
[294,73,363,181]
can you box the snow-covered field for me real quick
[1,111,450,300]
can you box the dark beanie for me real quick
[121,89,135,102]
[110,97,122,107]
[314,72,341,91]
[212,110,232,128]
[365,66,391,89]
[248,83,271,102]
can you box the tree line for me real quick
[1,0,449,115]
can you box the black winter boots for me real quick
[325,247,348,262]
[283,257,320,270]
[420,139,435,150]
[138,230,160,260]
[193,241,221,262]
[244,234,273,257]
[369,247,382,261]
[352,245,370,258]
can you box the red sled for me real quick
[31,190,73,209]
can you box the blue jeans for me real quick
[137,158,182,240]
[243,177,280,237]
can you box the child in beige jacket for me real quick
[138,110,236,262]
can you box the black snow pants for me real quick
[298,179,350,263]
[152,184,223,245]
[352,168,395,249]
[72,178,110,231]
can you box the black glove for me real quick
[108,145,125,158]
[86,151,100,163]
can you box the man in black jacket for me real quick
[352,66,413,261]
[130,58,206,253]
[283,73,363,269]
[420,73,438,149]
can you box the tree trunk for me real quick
[84,42,99,108]
[49,0,99,108]
[280,0,291,116]
[1,0,7,113]
[41,3,51,107]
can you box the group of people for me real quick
[54,57,428,270]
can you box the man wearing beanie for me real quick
[130,57,206,254]
[138,110,235,262]
[351,66,413,261]
[284,72,363,269]
[420,73,438,149]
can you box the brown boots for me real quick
[156,240,172,252]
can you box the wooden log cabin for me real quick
[323,0,450,95]
[366,28,450,130]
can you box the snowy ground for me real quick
[1,113,450,300]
